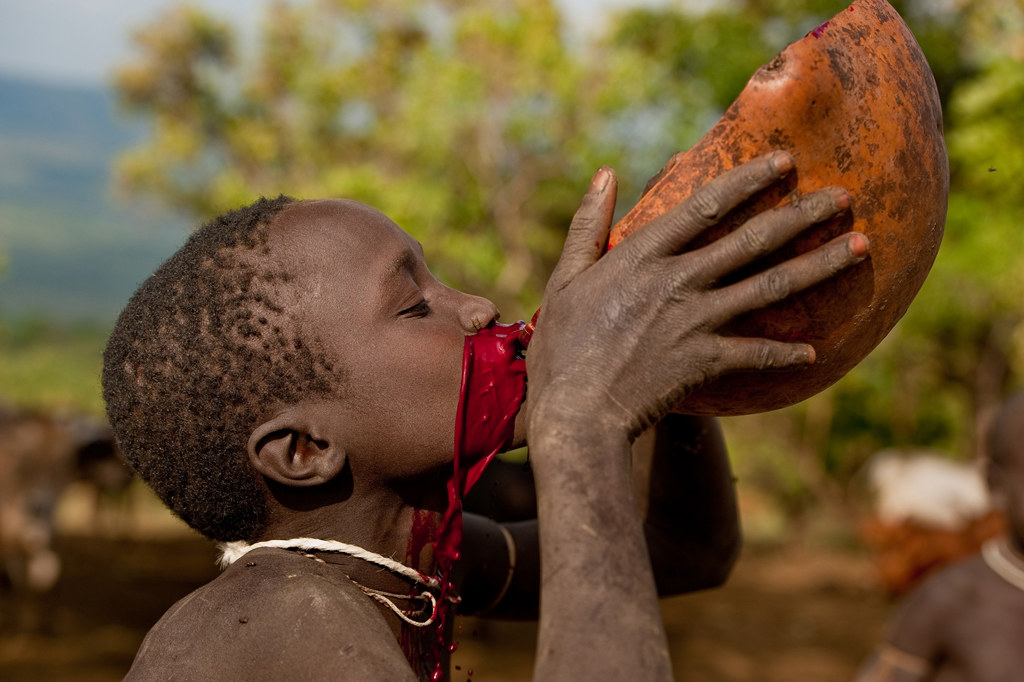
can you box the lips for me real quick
[454,319,529,495]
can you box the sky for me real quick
[0,0,670,87]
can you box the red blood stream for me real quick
[409,316,535,680]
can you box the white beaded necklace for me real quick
[218,537,452,627]
[982,536,1024,594]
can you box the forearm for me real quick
[530,418,672,682]
[517,152,862,680]
[636,414,741,594]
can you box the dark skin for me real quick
[855,394,1024,682]
[125,152,867,681]
[459,413,741,620]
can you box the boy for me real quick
[855,392,1024,682]
[103,152,866,681]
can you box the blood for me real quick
[811,20,830,38]
[407,509,439,567]
[414,318,534,681]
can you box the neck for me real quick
[259,467,451,581]
[257,467,461,682]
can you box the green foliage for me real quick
[0,317,109,415]
[114,0,615,316]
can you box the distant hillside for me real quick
[0,74,188,323]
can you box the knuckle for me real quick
[821,244,847,275]
[569,213,599,234]
[618,242,651,272]
[739,224,771,258]
[759,269,792,301]
[752,341,777,370]
[667,262,702,299]
[687,187,725,225]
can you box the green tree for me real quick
[115,0,635,316]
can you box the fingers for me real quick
[709,231,870,326]
[630,151,794,256]
[546,167,617,294]
[715,337,817,373]
[692,185,851,283]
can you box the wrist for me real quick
[525,377,635,440]
[527,405,631,460]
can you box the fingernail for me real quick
[806,346,817,364]
[831,187,851,210]
[849,233,870,258]
[771,151,794,176]
[590,167,611,192]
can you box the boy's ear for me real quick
[247,408,346,487]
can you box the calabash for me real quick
[610,0,949,415]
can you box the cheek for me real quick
[374,334,465,452]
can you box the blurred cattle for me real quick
[0,402,131,594]
[860,449,1005,597]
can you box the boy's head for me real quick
[986,391,1024,545]
[103,197,499,542]
[102,195,346,541]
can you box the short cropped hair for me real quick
[103,196,343,542]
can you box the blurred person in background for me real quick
[855,391,1024,682]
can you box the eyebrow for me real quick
[378,241,430,306]
[380,246,415,284]
[380,241,426,284]
[382,249,415,283]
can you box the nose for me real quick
[457,293,500,333]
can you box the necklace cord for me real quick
[218,537,438,587]
[982,537,1024,593]
[218,538,456,627]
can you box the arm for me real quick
[635,414,740,594]
[523,154,865,681]
[853,572,952,682]
[459,414,738,616]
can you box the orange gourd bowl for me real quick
[609,0,948,416]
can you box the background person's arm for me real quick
[635,414,740,595]
[459,413,739,618]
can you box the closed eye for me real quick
[398,300,431,317]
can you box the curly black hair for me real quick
[103,195,344,542]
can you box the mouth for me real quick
[453,320,529,495]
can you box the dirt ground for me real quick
[0,533,891,682]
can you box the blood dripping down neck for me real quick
[410,315,535,681]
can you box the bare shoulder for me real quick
[893,556,984,624]
[887,555,993,653]
[125,548,416,681]
[913,555,987,603]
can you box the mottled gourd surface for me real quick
[610,0,948,416]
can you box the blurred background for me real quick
[1,0,1022,680]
